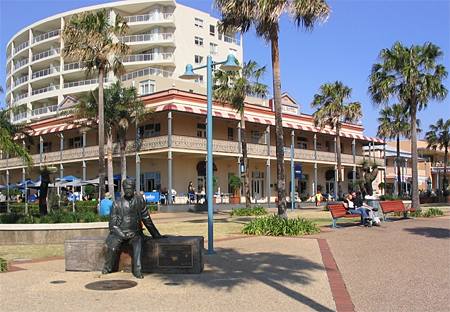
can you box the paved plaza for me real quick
[1,215,449,312]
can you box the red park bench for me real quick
[328,202,361,228]
[379,200,416,220]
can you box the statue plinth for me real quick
[65,236,204,274]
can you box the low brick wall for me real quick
[0,223,109,245]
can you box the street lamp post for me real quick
[180,54,240,254]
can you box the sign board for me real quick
[294,164,303,179]
[144,192,160,203]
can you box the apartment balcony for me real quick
[14,58,29,72]
[14,41,29,54]
[121,66,173,81]
[14,75,28,88]
[123,12,174,24]
[63,61,84,72]
[31,84,59,96]
[31,105,58,118]
[32,29,60,45]
[13,92,29,105]
[122,52,174,67]
[13,112,28,123]
[32,48,60,63]
[31,67,60,80]
[119,33,174,46]
[64,78,109,89]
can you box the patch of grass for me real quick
[230,206,268,216]
[242,215,320,236]
[409,210,423,217]
[0,244,64,261]
[422,208,444,218]
[0,257,7,272]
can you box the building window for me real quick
[139,80,155,95]
[68,136,83,149]
[195,75,204,84]
[194,36,204,46]
[194,55,203,65]
[210,43,218,55]
[194,17,204,28]
[296,137,308,149]
[38,142,52,153]
[228,127,234,141]
[197,123,206,138]
[139,123,161,138]
[209,25,215,36]
[251,130,262,144]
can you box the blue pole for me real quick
[290,131,295,211]
[206,56,214,254]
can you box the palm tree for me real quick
[63,9,130,199]
[369,42,448,210]
[70,82,147,196]
[312,81,362,198]
[0,87,31,165]
[214,60,268,208]
[426,118,450,195]
[377,104,415,196]
[215,0,330,217]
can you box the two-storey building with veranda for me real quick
[2,0,385,206]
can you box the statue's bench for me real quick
[65,236,204,274]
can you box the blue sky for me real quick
[1,0,449,137]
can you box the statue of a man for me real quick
[102,178,162,278]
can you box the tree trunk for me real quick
[271,32,286,218]
[241,110,251,208]
[335,127,342,198]
[98,67,106,200]
[39,168,50,216]
[119,128,127,196]
[410,102,420,210]
[443,146,448,195]
[106,130,115,201]
[396,134,402,197]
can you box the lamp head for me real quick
[179,64,200,80]
[220,54,240,71]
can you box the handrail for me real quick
[119,32,173,43]
[64,62,84,71]
[14,76,28,87]
[13,112,28,122]
[122,52,173,63]
[32,48,60,62]
[32,67,60,79]
[31,105,58,116]
[32,85,59,96]
[13,93,28,103]
[121,67,173,81]
[14,41,29,54]
[64,78,109,88]
[223,34,241,45]
[123,12,173,23]
[32,29,60,44]
[14,59,28,70]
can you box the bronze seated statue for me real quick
[102,178,163,278]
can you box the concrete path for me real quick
[316,216,450,312]
[1,236,336,312]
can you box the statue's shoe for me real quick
[102,268,111,275]
[133,272,144,279]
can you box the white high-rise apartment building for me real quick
[4,0,243,123]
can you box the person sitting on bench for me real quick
[351,191,380,226]
[343,193,371,226]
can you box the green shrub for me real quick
[423,208,444,218]
[409,210,423,217]
[242,215,320,236]
[0,258,7,272]
[0,213,23,224]
[148,204,158,213]
[231,206,268,216]
[75,201,98,213]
